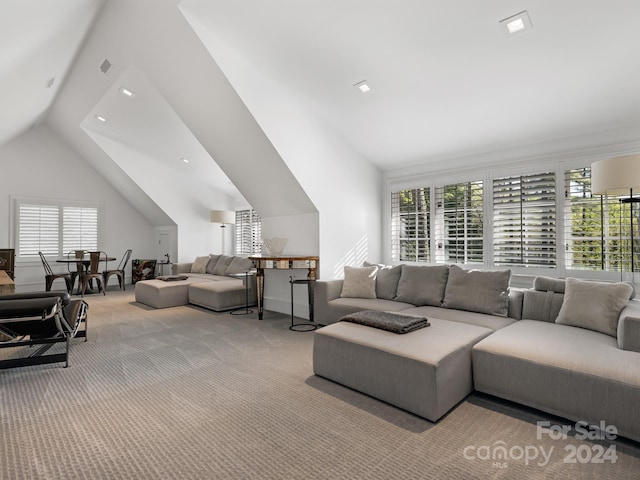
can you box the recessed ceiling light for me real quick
[95,115,107,122]
[119,86,135,97]
[354,80,373,93]
[181,157,190,164]
[500,11,532,35]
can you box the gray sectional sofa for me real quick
[313,263,640,442]
[134,254,256,311]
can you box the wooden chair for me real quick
[38,252,73,293]
[64,250,85,293]
[78,251,107,297]
[103,249,132,291]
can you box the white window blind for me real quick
[391,188,430,262]
[434,181,483,264]
[565,167,636,271]
[63,206,98,253]
[15,198,100,261]
[235,209,262,255]
[18,204,59,257]
[493,172,556,267]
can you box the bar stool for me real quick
[289,276,317,332]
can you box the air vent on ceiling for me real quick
[99,58,112,75]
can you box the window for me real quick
[235,209,262,255]
[434,181,483,264]
[565,167,636,271]
[391,188,430,262]
[15,198,100,261]
[493,172,556,267]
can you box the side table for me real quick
[289,276,317,332]
[230,270,256,315]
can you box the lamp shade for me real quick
[210,210,235,225]
[591,154,640,196]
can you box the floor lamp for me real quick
[210,210,236,255]
[591,155,640,275]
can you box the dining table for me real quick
[56,254,116,294]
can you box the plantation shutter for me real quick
[391,188,430,262]
[565,167,635,271]
[434,181,483,264]
[18,204,59,257]
[62,206,98,253]
[235,209,262,255]
[493,172,556,267]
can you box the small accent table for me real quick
[289,276,317,332]
[229,270,256,316]
[249,255,319,321]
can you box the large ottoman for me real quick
[189,279,254,312]
[134,278,208,308]
[313,317,493,421]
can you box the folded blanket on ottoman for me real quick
[340,310,430,334]
[156,275,189,282]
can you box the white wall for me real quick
[0,125,158,291]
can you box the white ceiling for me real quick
[3,0,640,174]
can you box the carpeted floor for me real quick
[1,290,639,479]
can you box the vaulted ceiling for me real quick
[3,0,640,185]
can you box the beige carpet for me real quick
[1,290,639,479]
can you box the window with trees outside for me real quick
[434,181,483,264]
[391,188,430,262]
[565,167,638,271]
[15,198,100,261]
[235,209,262,255]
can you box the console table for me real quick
[249,256,319,321]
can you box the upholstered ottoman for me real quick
[313,317,493,421]
[134,278,209,308]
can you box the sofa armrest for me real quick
[314,279,344,323]
[618,301,640,352]
[172,263,192,275]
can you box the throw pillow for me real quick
[340,265,378,299]
[206,254,222,274]
[363,262,402,300]
[225,256,253,275]
[395,265,449,306]
[555,277,633,337]
[212,255,234,276]
[442,265,511,317]
[190,255,210,274]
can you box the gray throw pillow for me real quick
[225,256,253,275]
[395,265,449,306]
[212,255,234,275]
[442,265,511,317]
[190,255,210,274]
[340,265,377,299]
[206,254,222,274]
[364,262,402,300]
[556,277,633,337]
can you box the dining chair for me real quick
[38,251,73,293]
[103,249,132,291]
[78,251,107,297]
[64,250,85,293]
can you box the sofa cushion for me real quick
[206,254,221,274]
[556,277,633,337]
[442,265,511,317]
[395,265,449,306]
[364,262,402,300]
[190,255,210,274]
[212,255,234,276]
[225,256,253,275]
[340,266,377,299]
